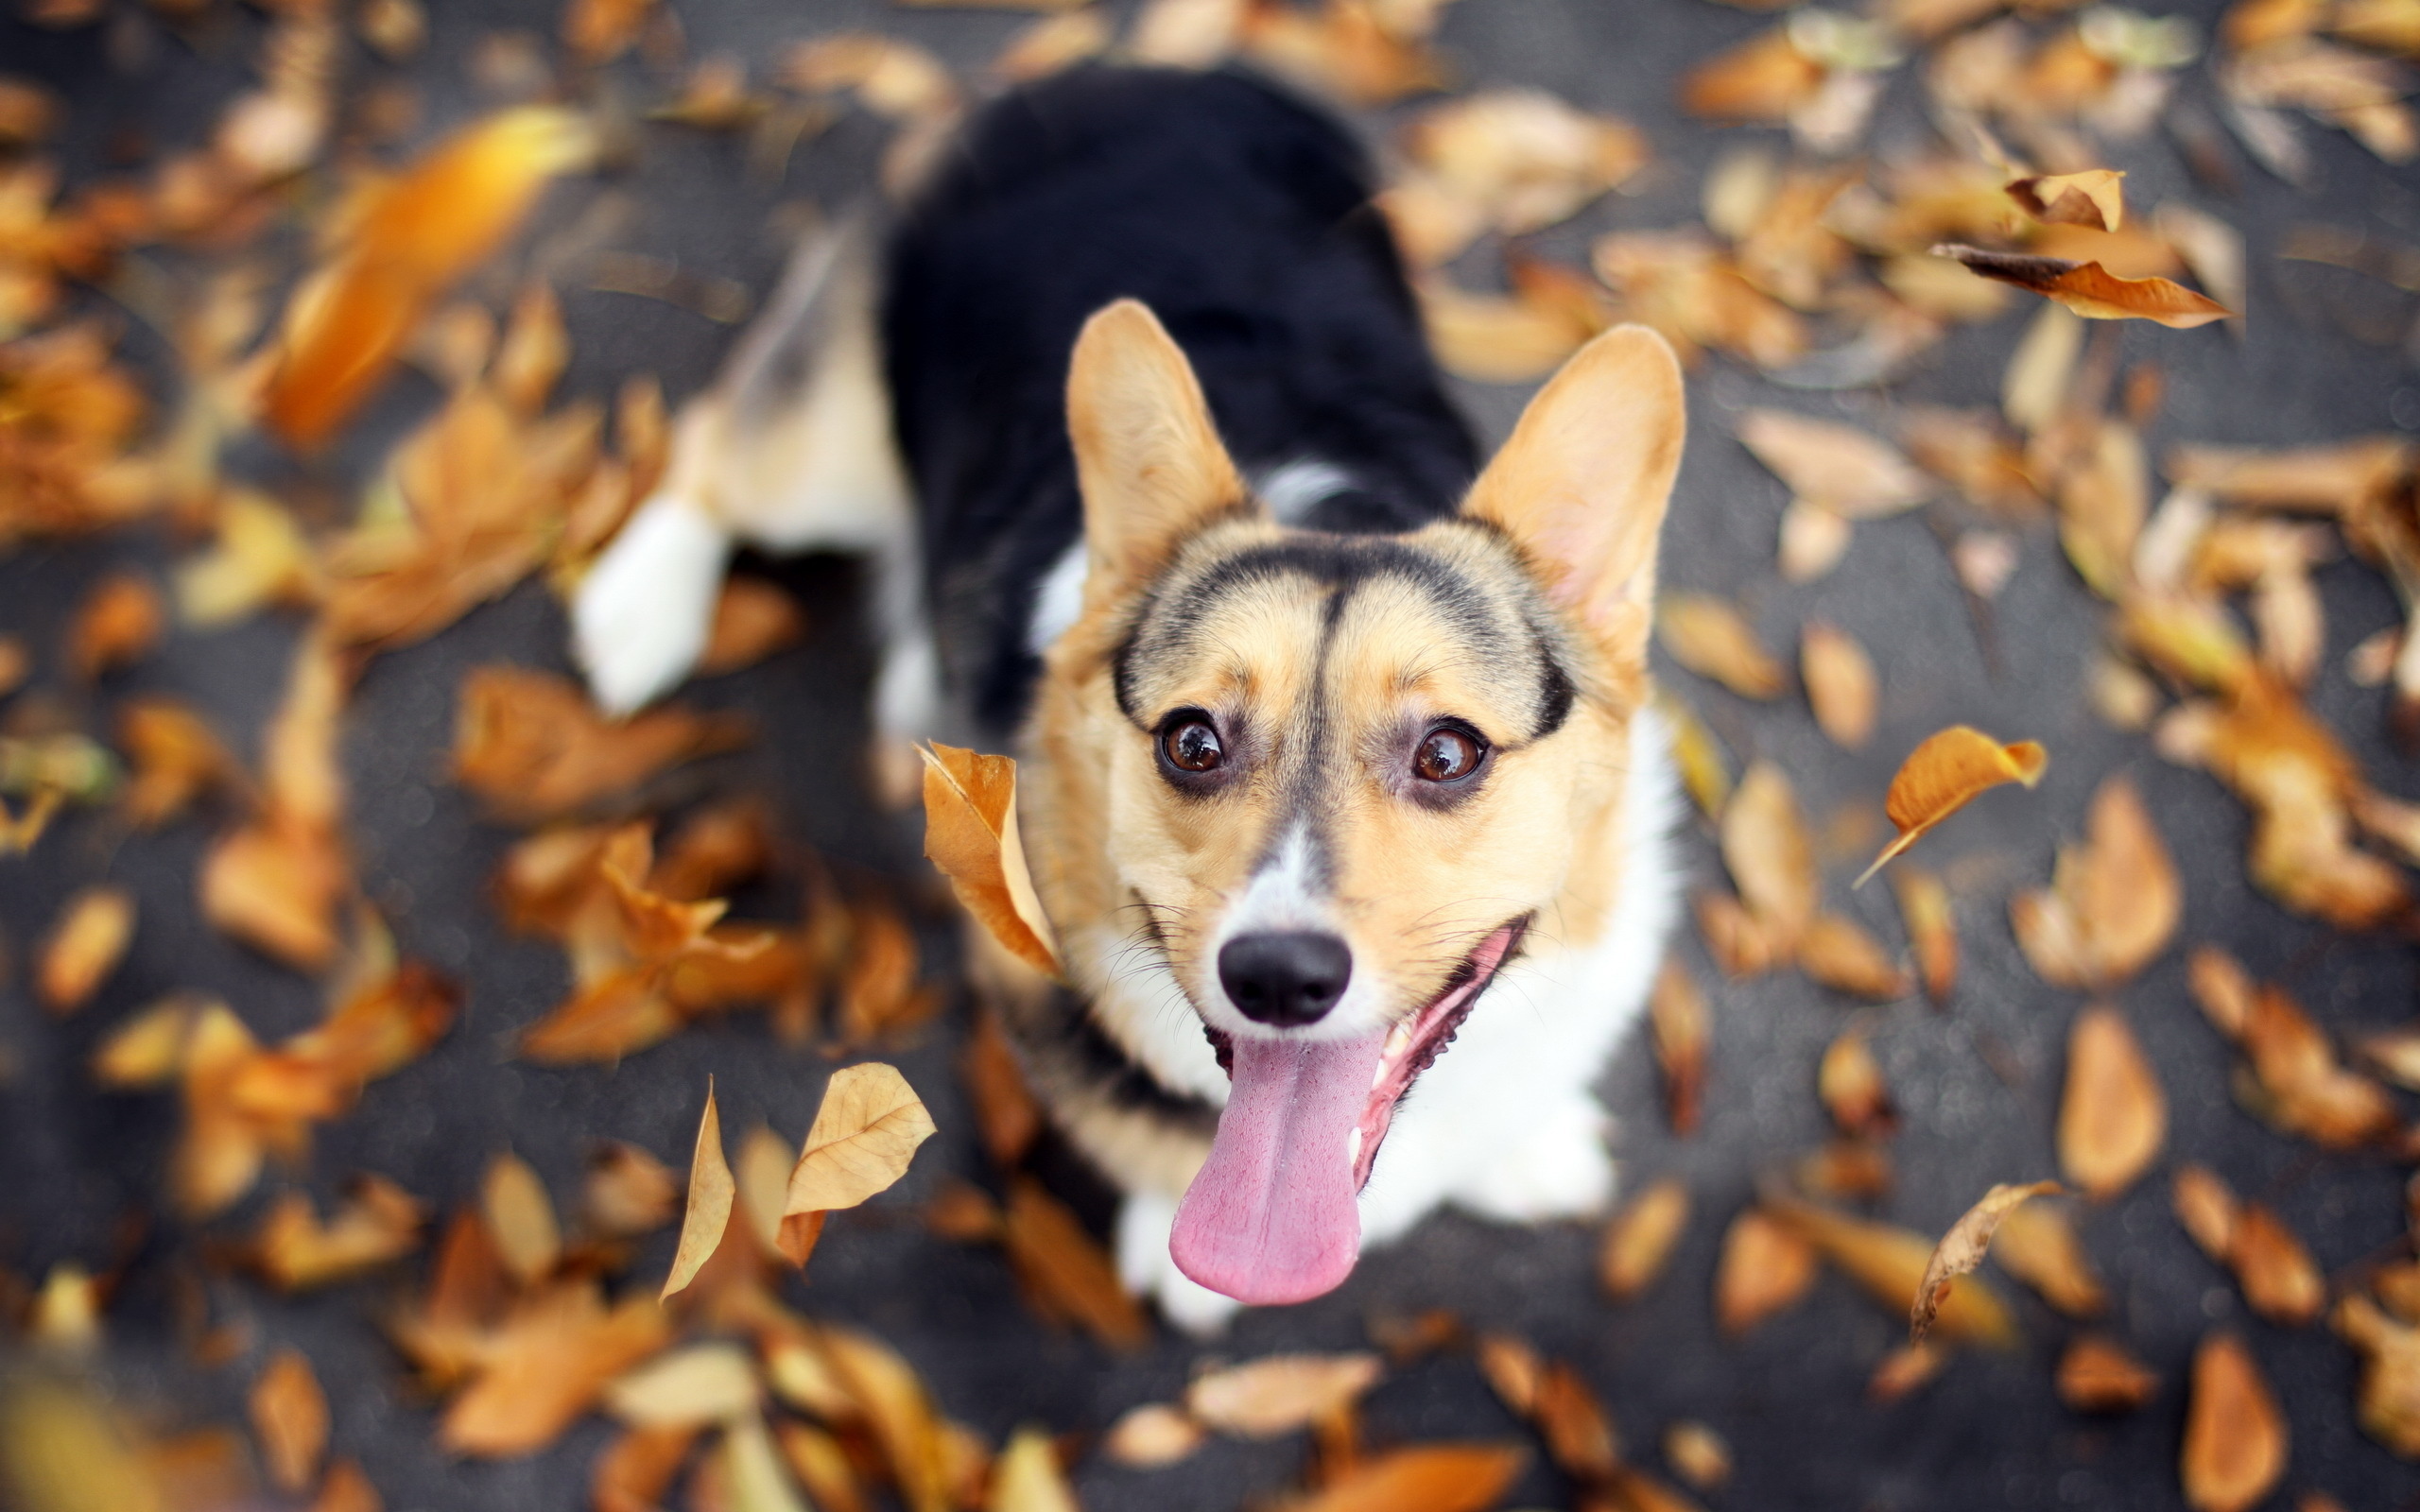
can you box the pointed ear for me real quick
[1067,301,1251,606]
[1463,323,1684,679]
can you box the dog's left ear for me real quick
[1463,324,1684,681]
[1067,300,1252,609]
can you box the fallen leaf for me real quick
[37,885,134,1014]
[263,108,595,447]
[1417,277,1596,385]
[483,1153,562,1286]
[662,1080,734,1300]
[2334,1294,2420,1456]
[2059,1005,2167,1200]
[1777,498,1853,583]
[1713,1207,1819,1337]
[1738,410,1930,518]
[1892,868,1958,1003]
[1271,1442,1527,1512]
[249,1349,328,1493]
[1659,693,1733,819]
[1860,727,2048,883]
[1820,1028,1896,1137]
[562,0,655,64]
[248,1177,426,1291]
[1000,1176,1150,1349]
[199,633,352,972]
[816,1324,953,1512]
[1649,959,1709,1135]
[1798,914,1913,1001]
[1801,623,1877,748]
[1868,1341,1948,1403]
[69,572,163,679]
[117,698,246,827]
[584,1142,680,1239]
[592,1425,695,1512]
[1795,1138,1893,1202]
[454,665,748,825]
[2182,1333,2288,1512]
[2007,169,2127,232]
[1101,1403,1205,1468]
[1990,1197,2107,1318]
[1398,88,1648,244]
[2229,1202,2326,1327]
[308,1458,383,1512]
[919,745,1063,981]
[989,1424,1077,1512]
[1910,1180,2062,1343]
[604,1342,760,1429]
[1186,1353,1383,1438]
[2010,775,2180,988]
[437,1281,670,1457]
[698,577,807,678]
[1933,244,2233,327]
[1721,762,1818,952]
[1662,1420,1731,1490]
[1659,595,1788,699]
[1599,1177,1690,1300]
[2058,1334,2159,1413]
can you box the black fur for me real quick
[882,64,1480,738]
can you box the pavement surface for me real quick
[6,0,2420,1508]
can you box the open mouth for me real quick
[1171,916,1530,1307]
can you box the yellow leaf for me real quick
[919,744,1063,980]
[1859,726,2047,884]
[2058,1005,2167,1200]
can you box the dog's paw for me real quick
[1116,1191,1240,1336]
[572,491,733,715]
[1451,1095,1616,1225]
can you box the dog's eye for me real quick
[1413,726,1483,782]
[1162,717,1224,773]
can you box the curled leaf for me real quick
[1910,1180,2061,1343]
[1932,244,2232,328]
[1861,727,2046,884]
[2007,169,2126,232]
[662,1079,733,1300]
[919,744,1063,981]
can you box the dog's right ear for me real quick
[1067,301,1251,609]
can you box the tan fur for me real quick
[1018,305,1685,1197]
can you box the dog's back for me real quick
[883,66,1479,735]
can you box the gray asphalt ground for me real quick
[6,0,2420,1508]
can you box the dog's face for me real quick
[1028,301,1684,1305]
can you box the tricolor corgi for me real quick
[574,65,1685,1331]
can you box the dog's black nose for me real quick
[1219,931,1353,1026]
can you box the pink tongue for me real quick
[1169,1030,1385,1306]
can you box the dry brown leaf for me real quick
[698,577,807,678]
[37,885,134,1015]
[2334,1294,2420,1456]
[2059,1005,2167,1200]
[483,1153,562,1286]
[1659,595,1788,699]
[1185,1353,1383,1437]
[593,1424,695,1512]
[454,666,748,825]
[2058,1334,2159,1413]
[2182,1333,2289,1512]
[1240,0,1453,109]
[662,1080,734,1301]
[919,744,1063,980]
[69,572,163,679]
[249,1348,328,1494]
[584,1142,680,1239]
[1713,1207,1819,1336]
[2007,169,2127,232]
[1860,727,2047,883]
[1271,1442,1527,1512]
[562,0,654,64]
[1599,1177,1691,1300]
[1769,1194,2017,1348]
[199,634,351,972]
[118,698,246,828]
[1649,959,1708,1136]
[1738,410,1930,518]
[1801,623,1876,749]
[1662,1420,1731,1490]
[436,1281,670,1457]
[1869,1341,1949,1403]
[1720,762,1818,953]
[783,1062,936,1239]
[2011,775,2180,988]
[816,1324,953,1512]
[1417,278,1596,385]
[603,1343,759,1429]
[1795,1138,1893,1202]
[1820,1028,1896,1137]
[1798,915,1913,1001]
[1399,88,1648,242]
[1777,498,1853,583]
[1891,868,1958,1004]
[2230,1203,2326,1327]
[263,108,594,447]
[2174,1163,2241,1260]
[1682,26,1826,122]
[989,1424,1077,1512]
[308,1458,383,1512]
[1659,693,1733,819]
[1000,1176,1150,1349]
[1990,1197,2107,1318]
[2241,980,2401,1149]
[1101,1403,1205,1468]
[248,1177,426,1291]
[1934,244,2233,327]
[1910,1180,2061,1343]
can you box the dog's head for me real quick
[1028,300,1684,1306]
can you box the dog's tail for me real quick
[572,213,919,717]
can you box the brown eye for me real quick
[1162,717,1224,773]
[1414,726,1483,782]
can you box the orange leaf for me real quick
[1932,244,2231,328]
[249,1348,329,1494]
[37,885,134,1015]
[662,1079,734,1300]
[2058,1005,2167,1199]
[1184,1352,1383,1437]
[918,743,1063,980]
[1271,1443,1528,1512]
[1860,726,2047,883]
[2181,1333,2288,1512]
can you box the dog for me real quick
[574,64,1685,1332]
